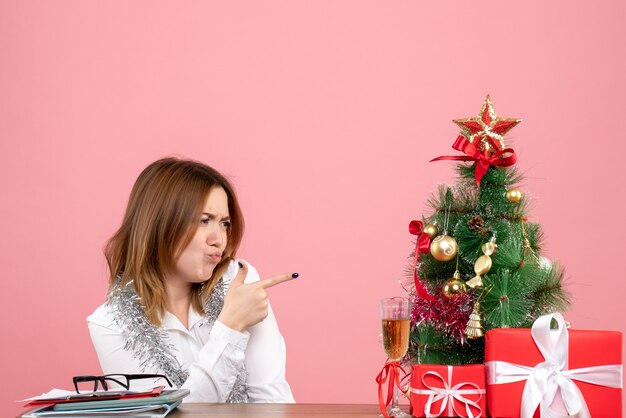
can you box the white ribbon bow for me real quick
[486,313,623,418]
[411,365,485,418]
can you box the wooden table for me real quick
[171,403,391,417]
[18,404,404,417]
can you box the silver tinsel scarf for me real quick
[107,277,249,403]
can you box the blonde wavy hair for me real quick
[105,157,244,326]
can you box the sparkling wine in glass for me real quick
[382,317,410,361]
[380,297,411,418]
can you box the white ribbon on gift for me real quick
[410,365,485,418]
[485,312,623,418]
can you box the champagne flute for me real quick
[380,297,411,418]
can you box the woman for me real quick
[87,157,297,403]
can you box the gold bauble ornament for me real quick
[505,188,522,203]
[443,279,466,298]
[443,271,466,298]
[474,255,493,276]
[430,235,458,262]
[423,223,439,239]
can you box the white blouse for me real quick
[87,260,295,403]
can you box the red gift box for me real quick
[485,313,622,418]
[409,364,486,418]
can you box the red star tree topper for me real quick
[453,95,521,154]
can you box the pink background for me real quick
[1,1,625,415]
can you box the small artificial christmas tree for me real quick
[406,95,570,366]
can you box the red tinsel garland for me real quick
[411,290,475,344]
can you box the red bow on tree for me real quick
[431,135,517,187]
[409,220,435,301]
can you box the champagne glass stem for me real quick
[393,384,400,410]
[388,383,402,417]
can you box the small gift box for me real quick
[409,364,486,418]
[485,313,623,418]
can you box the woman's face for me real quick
[170,187,230,286]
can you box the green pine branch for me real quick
[481,270,534,329]
[410,324,483,365]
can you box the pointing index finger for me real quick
[256,273,298,289]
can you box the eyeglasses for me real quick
[73,374,173,393]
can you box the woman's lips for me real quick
[208,254,222,263]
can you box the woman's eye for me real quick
[200,217,229,229]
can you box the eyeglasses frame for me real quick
[72,373,173,394]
